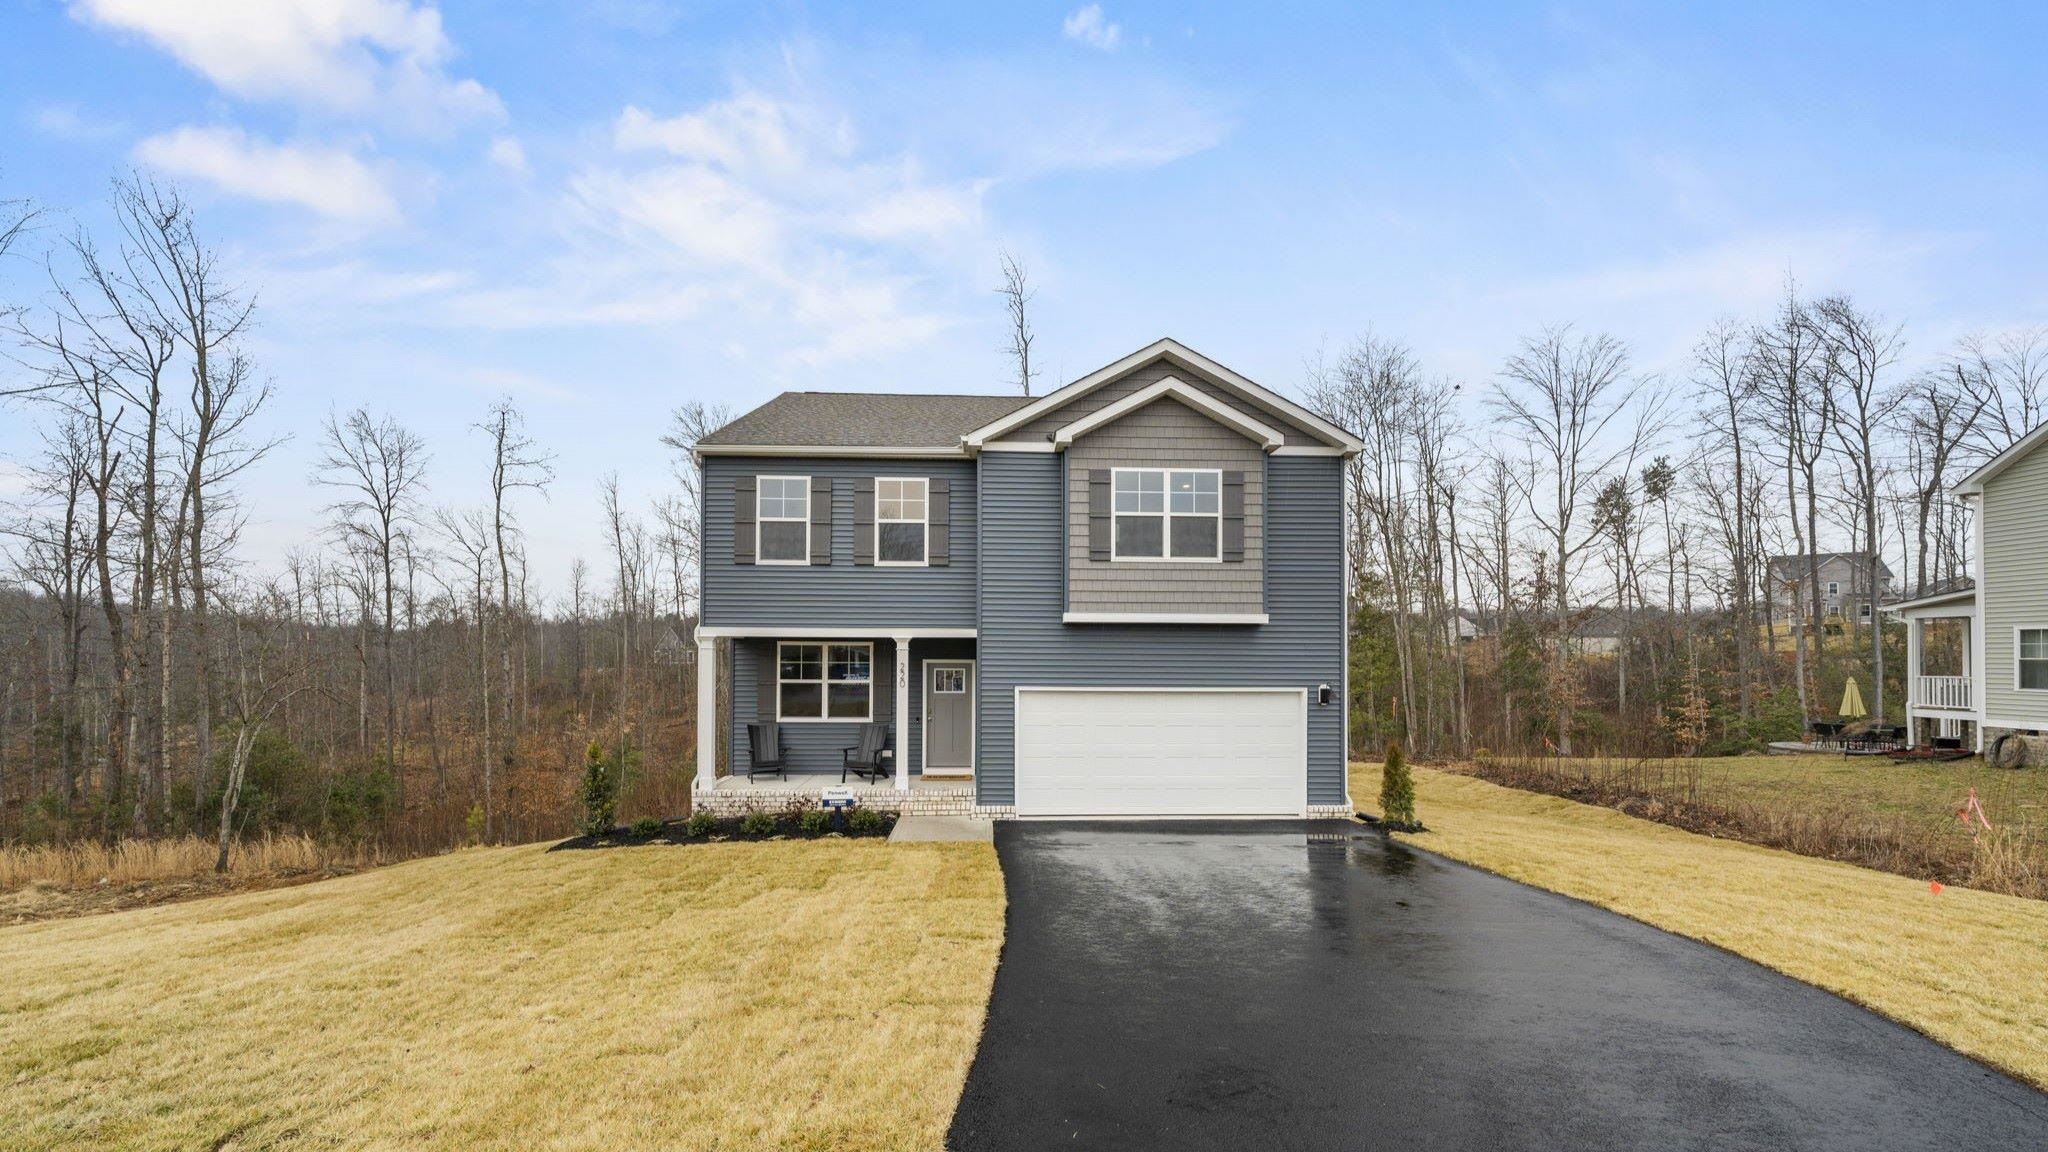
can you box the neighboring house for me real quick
[690,338,1364,818]
[1767,552,1895,625]
[1890,424,2048,753]
[1451,606,1651,655]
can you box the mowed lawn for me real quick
[1354,763,2048,1092]
[0,837,1005,1151]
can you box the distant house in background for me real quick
[1768,552,1895,626]
[1449,606,1650,656]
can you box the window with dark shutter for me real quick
[929,477,951,566]
[733,475,756,564]
[852,478,876,565]
[1222,471,1245,562]
[1087,470,1111,561]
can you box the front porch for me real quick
[693,625,980,798]
[1893,584,1980,751]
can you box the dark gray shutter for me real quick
[1222,471,1246,562]
[1087,470,1111,561]
[809,478,832,565]
[853,477,876,565]
[732,475,756,565]
[756,641,778,722]
[873,642,893,725]
[928,477,950,566]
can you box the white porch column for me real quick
[695,638,718,790]
[1905,619,1919,748]
[893,634,913,790]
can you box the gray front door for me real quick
[924,661,975,774]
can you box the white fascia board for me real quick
[696,625,978,639]
[1052,377,1285,451]
[1954,420,2048,496]
[1060,611,1270,625]
[1885,590,1978,616]
[962,337,1364,454]
[694,444,968,459]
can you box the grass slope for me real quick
[1,838,1004,1151]
[1354,763,2048,1092]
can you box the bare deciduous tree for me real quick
[996,250,1037,397]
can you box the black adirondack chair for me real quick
[745,722,788,781]
[842,723,890,783]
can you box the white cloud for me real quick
[26,102,126,142]
[1062,5,1122,51]
[70,0,501,129]
[487,135,529,174]
[134,126,400,223]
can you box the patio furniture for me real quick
[745,722,788,781]
[842,722,890,783]
[1807,721,1844,748]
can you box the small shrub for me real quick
[739,810,777,837]
[629,817,664,839]
[685,811,717,838]
[464,803,486,845]
[848,808,884,835]
[798,808,830,835]
[1380,741,1421,831]
[581,741,619,837]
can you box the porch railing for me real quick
[1913,675,1973,710]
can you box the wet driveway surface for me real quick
[947,821,2048,1151]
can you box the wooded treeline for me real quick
[1,177,723,858]
[1316,294,2044,760]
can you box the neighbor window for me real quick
[777,642,872,720]
[2020,629,2048,691]
[1826,580,1840,597]
[1858,602,1872,621]
[757,476,810,563]
[1112,468,1220,560]
[876,478,928,565]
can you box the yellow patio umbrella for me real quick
[1839,677,1868,720]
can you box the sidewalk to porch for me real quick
[693,773,979,817]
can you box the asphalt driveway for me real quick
[947,821,2048,1151]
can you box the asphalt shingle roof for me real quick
[697,392,1034,449]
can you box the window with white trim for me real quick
[1113,468,1220,560]
[1826,580,1840,597]
[777,642,872,719]
[933,667,966,693]
[757,476,810,563]
[2020,629,2048,691]
[876,477,928,565]
[1858,602,1872,621]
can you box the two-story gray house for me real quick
[1767,552,1895,626]
[689,338,1363,817]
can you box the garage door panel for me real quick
[1015,689,1307,816]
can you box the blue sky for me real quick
[4,1,2046,592]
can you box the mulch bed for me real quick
[551,811,898,851]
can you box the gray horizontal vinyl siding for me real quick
[731,637,976,774]
[1064,397,1264,614]
[1981,445,2048,728]
[702,456,976,629]
[1006,358,1328,446]
[977,451,1346,807]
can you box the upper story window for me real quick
[1825,580,1840,597]
[757,476,810,564]
[876,477,928,565]
[778,642,872,719]
[1113,468,1220,561]
[2020,628,2048,691]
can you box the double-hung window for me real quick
[1112,468,1220,560]
[876,478,928,565]
[757,477,810,564]
[777,642,872,719]
[2019,628,2048,691]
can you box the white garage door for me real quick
[1014,688,1308,816]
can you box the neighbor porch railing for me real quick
[1913,675,1973,710]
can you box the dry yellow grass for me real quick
[1352,763,2048,1091]
[0,837,1005,1151]
[0,833,383,890]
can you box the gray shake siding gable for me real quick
[1005,358,1329,446]
[976,450,1347,807]
[701,456,976,629]
[1063,397,1265,614]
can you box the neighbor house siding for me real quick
[701,456,976,629]
[730,637,979,774]
[976,451,1346,807]
[1064,397,1265,614]
[1980,445,2048,728]
[1005,357,1329,446]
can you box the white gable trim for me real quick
[1051,377,1285,452]
[962,337,1364,453]
[1955,420,2048,496]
